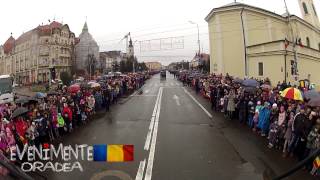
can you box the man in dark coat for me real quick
[237,96,248,124]
[103,87,111,112]
[288,107,308,159]
[195,78,200,94]
[210,86,216,111]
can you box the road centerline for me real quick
[144,87,163,180]
[135,87,163,180]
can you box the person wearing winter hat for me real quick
[270,103,279,125]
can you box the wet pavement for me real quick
[37,73,314,180]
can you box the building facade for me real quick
[0,21,76,84]
[75,22,100,75]
[206,1,320,85]
[99,51,125,73]
[145,62,162,71]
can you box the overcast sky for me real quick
[1,0,319,65]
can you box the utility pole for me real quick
[240,8,248,77]
[189,21,200,55]
[284,0,298,83]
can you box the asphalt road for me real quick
[39,72,314,180]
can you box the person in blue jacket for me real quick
[258,102,271,137]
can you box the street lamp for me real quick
[132,40,138,73]
[189,21,200,55]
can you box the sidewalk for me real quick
[184,86,315,180]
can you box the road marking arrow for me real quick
[173,94,181,106]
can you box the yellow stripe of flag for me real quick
[107,145,124,162]
[316,157,320,166]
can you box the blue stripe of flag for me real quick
[93,144,107,161]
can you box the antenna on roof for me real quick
[53,14,56,21]
[48,19,51,23]
[284,0,289,15]
[10,32,12,37]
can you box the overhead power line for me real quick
[96,16,281,44]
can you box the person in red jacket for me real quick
[62,103,73,133]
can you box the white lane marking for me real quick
[173,94,181,106]
[183,87,213,118]
[144,117,155,150]
[175,82,179,86]
[144,89,150,94]
[152,90,161,117]
[170,82,174,86]
[131,95,157,97]
[144,87,163,180]
[136,87,162,179]
[135,159,146,180]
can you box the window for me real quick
[258,62,263,76]
[312,4,317,16]
[303,2,308,14]
[306,37,310,47]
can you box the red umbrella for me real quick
[68,84,80,93]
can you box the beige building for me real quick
[145,62,162,71]
[205,1,320,85]
[0,21,75,84]
[100,51,125,73]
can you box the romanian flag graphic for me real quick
[313,156,320,169]
[93,144,134,162]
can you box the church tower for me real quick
[298,0,320,28]
[82,21,89,33]
[127,38,134,58]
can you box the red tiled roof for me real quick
[37,24,51,35]
[50,21,62,29]
[37,21,63,35]
[3,36,15,54]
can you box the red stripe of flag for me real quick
[123,145,134,161]
[314,161,319,169]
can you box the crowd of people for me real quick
[180,72,320,176]
[0,73,147,164]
